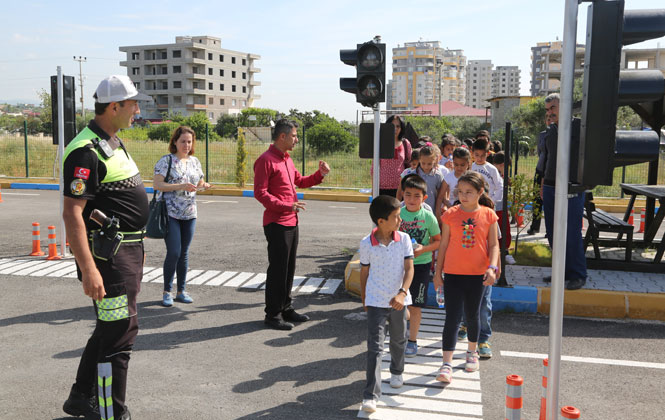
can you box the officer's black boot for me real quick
[63,384,101,420]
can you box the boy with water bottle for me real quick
[399,174,441,357]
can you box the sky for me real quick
[2,0,665,122]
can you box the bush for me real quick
[148,122,179,141]
[306,119,358,154]
[215,114,237,138]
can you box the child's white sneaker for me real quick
[506,254,516,265]
[361,399,376,413]
[390,374,403,388]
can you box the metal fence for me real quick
[1,129,663,197]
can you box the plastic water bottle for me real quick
[436,286,445,308]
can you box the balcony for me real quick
[249,65,261,73]
[249,80,261,87]
[186,104,207,109]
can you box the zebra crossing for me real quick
[0,258,343,295]
[358,308,483,419]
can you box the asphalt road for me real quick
[1,191,664,419]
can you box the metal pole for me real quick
[302,125,306,175]
[372,103,381,198]
[205,123,209,182]
[23,120,29,178]
[57,67,68,258]
[74,56,86,123]
[438,62,442,117]
[513,130,519,176]
[620,166,626,198]
[547,1,578,419]
[497,122,512,287]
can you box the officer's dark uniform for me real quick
[63,120,149,420]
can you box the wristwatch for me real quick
[398,288,407,295]
[488,265,499,273]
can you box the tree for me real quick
[38,89,52,134]
[215,114,238,138]
[307,119,358,154]
[506,174,541,258]
[238,107,278,127]
[506,98,546,150]
[148,122,180,141]
[401,116,453,142]
[236,128,248,187]
[448,117,488,140]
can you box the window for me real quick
[220,84,224,91]
[242,86,246,93]
[232,85,236,92]
[242,100,247,107]
[232,57,236,64]
[209,97,213,104]
[161,52,167,59]
[134,82,140,89]
[242,72,246,80]
[174,96,182,104]
[242,58,246,66]
[208,82,213,90]
[232,71,236,78]
[220,98,224,105]
[232,99,237,106]
[208,68,213,75]
[132,67,139,75]
[219,69,224,77]
[208,53,213,60]
[131,52,139,60]
[192,51,198,59]
[173,50,181,58]
[209,112,214,119]
[161,82,168,89]
[173,65,181,73]
[219,54,224,62]
[193,81,200,89]
[173,81,181,88]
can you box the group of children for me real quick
[359,131,507,413]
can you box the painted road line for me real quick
[64,270,79,278]
[1,192,40,196]
[0,260,44,275]
[382,361,480,380]
[298,277,324,293]
[259,275,306,290]
[501,351,665,370]
[318,278,343,295]
[197,200,239,204]
[151,275,165,284]
[0,260,31,271]
[141,269,163,282]
[241,273,266,289]
[379,383,482,403]
[358,406,480,420]
[184,270,204,282]
[143,266,157,275]
[375,394,482,417]
[30,261,74,277]
[12,260,55,276]
[224,272,254,288]
[47,263,77,277]
[387,373,481,391]
[188,270,221,285]
[329,205,357,209]
[205,271,237,286]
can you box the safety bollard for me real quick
[505,374,523,420]
[628,209,634,227]
[0,184,3,202]
[539,358,548,420]
[46,226,61,260]
[561,406,581,419]
[517,207,525,228]
[30,222,45,256]
[638,208,646,233]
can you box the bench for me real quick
[583,192,634,262]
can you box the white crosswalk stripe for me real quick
[1,258,344,295]
[359,307,483,419]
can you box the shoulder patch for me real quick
[74,167,90,180]
[70,179,86,196]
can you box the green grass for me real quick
[1,134,663,194]
[510,241,552,267]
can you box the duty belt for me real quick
[87,229,146,243]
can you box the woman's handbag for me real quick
[145,155,172,239]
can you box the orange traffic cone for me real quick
[0,184,3,202]
[638,208,646,233]
[46,226,61,260]
[561,406,581,419]
[30,222,45,256]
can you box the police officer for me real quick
[62,75,150,420]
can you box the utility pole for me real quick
[73,56,86,122]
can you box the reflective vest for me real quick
[63,126,139,183]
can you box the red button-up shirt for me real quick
[253,144,324,226]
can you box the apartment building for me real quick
[530,41,585,97]
[492,66,521,97]
[119,35,260,120]
[466,60,493,109]
[389,41,466,110]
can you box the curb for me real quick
[343,252,665,321]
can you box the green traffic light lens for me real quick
[359,45,382,70]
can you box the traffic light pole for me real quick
[372,103,381,198]
[56,66,68,258]
[546,1,578,419]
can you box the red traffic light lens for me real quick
[359,44,382,70]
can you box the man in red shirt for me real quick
[254,119,331,330]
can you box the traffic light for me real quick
[51,75,77,146]
[340,40,386,107]
[577,0,665,188]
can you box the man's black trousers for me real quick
[263,223,299,318]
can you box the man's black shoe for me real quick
[63,384,100,420]
[264,317,294,330]
[282,309,310,323]
[543,276,551,283]
[565,278,586,290]
[527,228,538,235]
[119,408,131,420]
